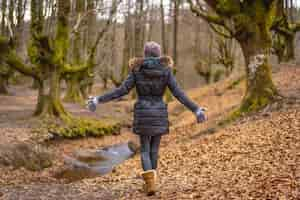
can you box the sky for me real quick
[18,0,300,22]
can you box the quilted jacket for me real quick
[96,57,199,136]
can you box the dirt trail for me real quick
[0,65,300,199]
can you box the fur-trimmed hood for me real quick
[129,56,174,71]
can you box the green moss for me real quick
[53,13,70,66]
[272,34,286,63]
[232,14,254,36]
[28,40,39,64]
[241,59,277,112]
[240,96,270,113]
[213,69,225,82]
[63,74,84,103]
[194,60,211,83]
[226,76,245,90]
[48,117,121,139]
[0,36,11,56]
[216,0,240,16]
[265,0,278,29]
[222,59,277,124]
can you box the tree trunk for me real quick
[34,80,45,115]
[1,0,7,35]
[8,0,15,35]
[15,0,25,53]
[121,0,132,81]
[173,0,179,67]
[29,0,69,117]
[146,0,153,41]
[134,0,144,57]
[0,75,8,94]
[35,68,70,119]
[284,34,295,61]
[63,0,84,103]
[31,79,39,89]
[239,40,278,113]
[160,0,167,55]
[63,75,83,103]
[35,0,71,119]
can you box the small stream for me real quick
[55,141,139,182]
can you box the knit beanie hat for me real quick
[144,41,161,57]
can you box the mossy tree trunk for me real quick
[233,2,279,112]
[27,0,70,118]
[239,40,277,112]
[32,64,69,120]
[275,33,296,63]
[31,79,39,89]
[5,0,71,119]
[272,33,285,63]
[284,34,295,61]
[272,23,299,63]
[63,74,84,103]
[39,0,72,119]
[272,2,300,63]
[0,1,121,137]
[188,0,280,114]
[63,0,85,103]
[0,62,12,95]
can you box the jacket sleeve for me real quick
[96,72,135,103]
[167,69,198,113]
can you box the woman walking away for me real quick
[87,41,206,196]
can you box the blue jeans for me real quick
[140,135,161,171]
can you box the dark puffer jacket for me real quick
[96,57,199,136]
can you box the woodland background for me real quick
[0,0,300,199]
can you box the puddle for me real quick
[55,141,139,182]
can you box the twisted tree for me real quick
[63,0,86,103]
[0,0,26,94]
[188,0,280,115]
[272,1,300,62]
[0,0,121,138]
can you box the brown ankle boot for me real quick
[141,170,156,195]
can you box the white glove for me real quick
[86,96,98,112]
[195,107,207,123]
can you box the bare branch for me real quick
[71,9,96,34]
[187,0,225,26]
[88,0,121,60]
[209,23,233,39]
[292,23,300,32]
[5,16,14,38]
[188,0,235,37]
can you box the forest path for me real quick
[0,65,300,199]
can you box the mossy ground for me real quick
[47,117,121,139]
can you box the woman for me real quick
[87,41,206,195]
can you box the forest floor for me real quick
[0,64,299,200]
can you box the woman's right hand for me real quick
[86,96,98,112]
[195,107,206,123]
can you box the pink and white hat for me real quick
[144,41,161,57]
